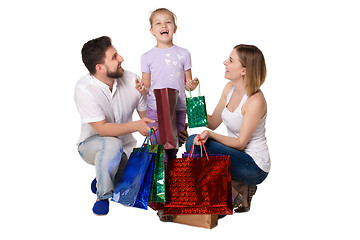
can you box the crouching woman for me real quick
[186,44,270,212]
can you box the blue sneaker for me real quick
[92,199,109,216]
[91,178,97,194]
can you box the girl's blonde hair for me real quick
[149,8,177,27]
[234,44,267,96]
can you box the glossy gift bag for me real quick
[143,129,166,204]
[112,130,155,210]
[186,80,208,128]
[153,88,179,150]
[163,141,233,215]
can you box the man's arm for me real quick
[89,118,154,137]
[137,110,147,119]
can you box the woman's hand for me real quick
[194,130,211,145]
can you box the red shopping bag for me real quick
[163,140,233,215]
[153,88,179,150]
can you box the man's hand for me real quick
[137,117,155,136]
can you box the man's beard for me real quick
[106,68,124,79]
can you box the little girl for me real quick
[136,8,198,156]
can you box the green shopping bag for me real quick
[147,144,165,203]
[186,80,208,128]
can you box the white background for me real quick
[1,0,359,239]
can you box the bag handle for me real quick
[199,138,209,160]
[188,79,201,98]
[188,135,209,161]
[138,128,154,154]
[150,127,158,145]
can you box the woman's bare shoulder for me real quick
[244,90,267,115]
[221,82,234,98]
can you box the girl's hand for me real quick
[135,78,149,95]
[179,123,188,147]
[186,77,199,91]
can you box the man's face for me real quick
[102,45,124,78]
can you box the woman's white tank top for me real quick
[221,87,271,172]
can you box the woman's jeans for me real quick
[78,135,127,200]
[185,134,268,185]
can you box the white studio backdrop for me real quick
[1,0,359,239]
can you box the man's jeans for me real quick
[185,134,268,185]
[78,135,127,200]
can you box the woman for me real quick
[186,44,270,212]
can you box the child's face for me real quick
[150,11,177,45]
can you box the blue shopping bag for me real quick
[112,130,155,210]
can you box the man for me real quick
[74,36,154,215]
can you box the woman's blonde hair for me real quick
[149,8,177,27]
[234,44,267,96]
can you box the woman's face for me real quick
[223,49,246,81]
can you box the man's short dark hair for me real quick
[81,36,112,74]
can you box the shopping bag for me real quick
[134,129,166,204]
[186,80,208,128]
[153,88,179,150]
[173,214,218,229]
[148,146,165,203]
[163,140,233,215]
[112,130,155,210]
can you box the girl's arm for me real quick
[184,69,198,91]
[142,72,151,89]
[135,73,150,95]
